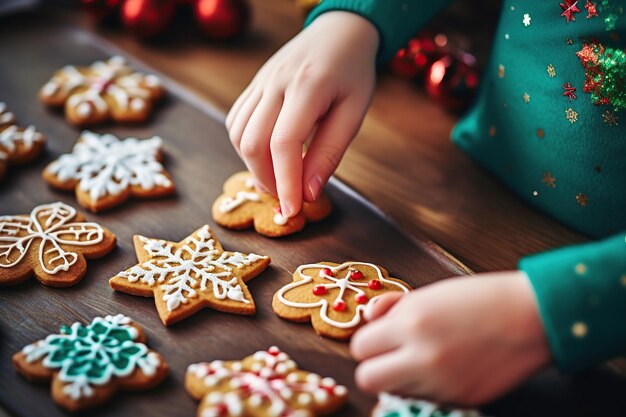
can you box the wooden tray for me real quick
[0,10,625,417]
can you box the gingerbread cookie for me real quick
[273,261,411,340]
[0,102,46,181]
[43,131,175,212]
[0,201,116,287]
[13,314,169,412]
[39,55,164,126]
[371,393,485,417]
[109,225,270,325]
[186,346,348,417]
[212,171,332,237]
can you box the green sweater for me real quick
[306,0,626,372]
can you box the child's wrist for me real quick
[309,11,379,57]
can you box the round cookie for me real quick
[0,201,116,287]
[43,131,175,213]
[13,314,169,412]
[186,346,348,417]
[39,55,164,126]
[273,261,411,340]
[212,171,332,237]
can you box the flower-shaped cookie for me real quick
[186,346,348,417]
[0,102,46,181]
[109,225,270,325]
[39,55,164,126]
[0,202,116,287]
[43,131,175,212]
[212,171,332,237]
[13,314,169,412]
[273,261,411,340]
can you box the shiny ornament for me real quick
[195,0,251,40]
[80,0,122,19]
[425,52,479,112]
[121,0,175,38]
[390,36,440,79]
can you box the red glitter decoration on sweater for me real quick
[560,0,581,22]
[576,41,609,105]
[584,0,599,19]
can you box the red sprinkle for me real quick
[320,268,333,277]
[214,404,228,416]
[268,346,281,356]
[349,269,364,280]
[368,279,382,290]
[312,285,327,296]
[333,299,346,312]
[355,293,368,304]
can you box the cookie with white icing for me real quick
[371,393,486,417]
[186,346,348,417]
[43,131,175,212]
[0,102,46,181]
[39,55,164,126]
[13,314,169,412]
[273,261,411,340]
[109,224,270,325]
[212,171,332,237]
[0,201,116,287]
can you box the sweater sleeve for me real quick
[304,0,453,64]
[519,233,626,372]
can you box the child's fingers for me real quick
[354,347,416,394]
[226,82,254,131]
[350,314,404,361]
[270,88,325,217]
[302,95,368,202]
[364,292,404,322]
[228,90,262,157]
[239,93,283,195]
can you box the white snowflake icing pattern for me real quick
[46,131,172,201]
[188,346,348,417]
[0,202,105,274]
[118,225,267,311]
[374,393,485,417]
[0,102,44,153]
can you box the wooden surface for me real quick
[85,0,588,274]
[1,7,626,417]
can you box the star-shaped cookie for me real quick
[273,261,411,340]
[212,171,332,237]
[109,225,271,325]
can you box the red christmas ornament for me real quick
[425,52,479,112]
[390,35,440,79]
[312,285,327,296]
[355,293,368,304]
[80,0,122,19]
[333,299,346,312]
[195,0,251,40]
[121,0,175,38]
[368,279,382,290]
[560,0,581,23]
[349,269,363,280]
[320,268,333,277]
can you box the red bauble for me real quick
[121,0,175,38]
[195,0,250,39]
[81,0,122,19]
[390,36,440,79]
[425,52,479,112]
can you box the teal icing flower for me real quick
[22,314,160,399]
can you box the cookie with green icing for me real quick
[371,393,485,417]
[12,314,169,412]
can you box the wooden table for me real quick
[1,4,625,417]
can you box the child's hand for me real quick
[351,271,551,405]
[225,11,378,218]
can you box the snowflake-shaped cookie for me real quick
[372,393,485,417]
[12,314,168,412]
[39,55,164,126]
[186,346,348,417]
[43,131,175,212]
[109,225,270,325]
[212,171,332,237]
[273,262,411,340]
[0,201,116,287]
[0,102,46,181]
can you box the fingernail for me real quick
[363,298,379,321]
[307,175,323,201]
[281,202,294,218]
